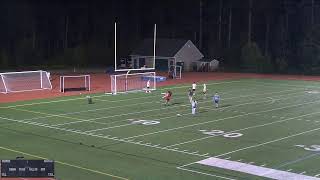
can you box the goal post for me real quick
[0,70,52,94]
[60,75,91,93]
[110,72,156,94]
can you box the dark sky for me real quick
[0,0,319,72]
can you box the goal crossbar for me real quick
[0,70,52,94]
[60,75,91,93]
[110,72,156,94]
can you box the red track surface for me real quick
[1,72,320,103]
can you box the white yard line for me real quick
[8,81,292,122]
[195,157,320,180]
[1,102,320,171]
[82,91,304,132]
[165,111,320,148]
[255,81,320,89]
[0,80,243,109]
[50,88,302,127]
[0,115,210,158]
[84,124,133,133]
[213,127,320,158]
[122,98,320,140]
[176,166,236,180]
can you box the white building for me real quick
[130,38,204,71]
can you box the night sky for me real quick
[0,0,319,74]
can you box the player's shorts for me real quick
[214,100,219,103]
[165,97,171,101]
[192,89,195,91]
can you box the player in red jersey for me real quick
[163,90,172,105]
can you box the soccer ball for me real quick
[177,114,181,116]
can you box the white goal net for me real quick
[169,65,182,79]
[60,75,91,93]
[110,72,156,94]
[0,70,52,94]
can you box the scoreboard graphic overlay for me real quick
[0,160,54,178]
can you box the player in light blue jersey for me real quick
[213,92,220,108]
[191,99,197,115]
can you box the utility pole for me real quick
[248,0,252,44]
[64,15,69,49]
[228,4,232,48]
[311,0,314,26]
[218,0,222,45]
[199,0,203,50]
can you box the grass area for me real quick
[1,78,320,180]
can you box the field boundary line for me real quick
[9,107,87,123]
[165,110,320,148]
[254,81,320,89]
[21,84,257,122]
[213,127,320,158]
[50,88,302,127]
[122,97,320,140]
[83,91,304,132]
[0,146,129,180]
[0,80,243,109]
[176,166,235,180]
[1,104,320,162]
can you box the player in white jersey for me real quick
[213,92,220,108]
[191,99,197,115]
[202,83,207,99]
[192,82,197,95]
[146,80,151,93]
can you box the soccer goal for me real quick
[169,65,182,79]
[0,70,52,94]
[110,72,156,94]
[60,75,91,93]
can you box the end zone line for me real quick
[0,146,129,180]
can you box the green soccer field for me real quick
[1,78,320,180]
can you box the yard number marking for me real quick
[295,144,320,152]
[200,130,243,138]
[130,119,160,126]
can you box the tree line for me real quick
[0,0,319,74]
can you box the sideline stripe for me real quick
[10,108,86,122]
[0,146,129,180]
[0,80,243,109]
[176,166,235,180]
[196,157,320,180]
[14,84,301,124]
[2,101,320,163]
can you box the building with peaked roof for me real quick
[130,38,204,71]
